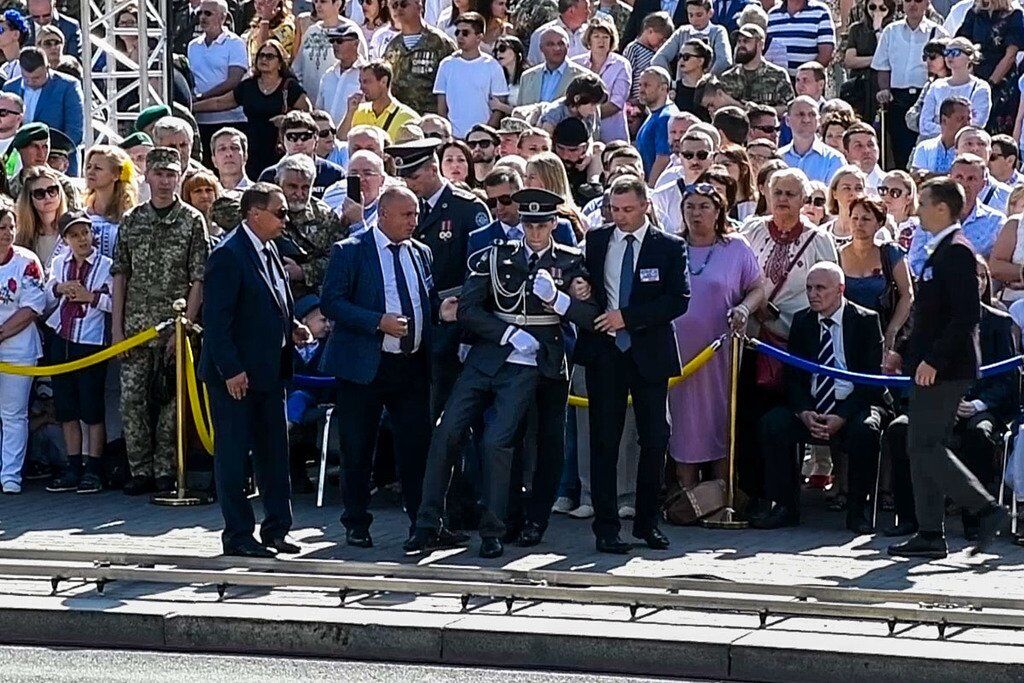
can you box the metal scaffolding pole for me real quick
[80,0,170,146]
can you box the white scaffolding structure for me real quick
[80,0,170,146]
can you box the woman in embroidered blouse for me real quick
[15,166,69,272]
[0,196,47,494]
[83,145,139,260]
[244,0,297,64]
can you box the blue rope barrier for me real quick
[748,338,1024,388]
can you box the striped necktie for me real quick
[813,318,836,415]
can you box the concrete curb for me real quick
[1,593,1023,681]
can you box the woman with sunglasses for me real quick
[195,38,312,178]
[821,165,868,247]
[800,181,828,226]
[439,139,478,188]
[0,195,46,494]
[714,145,757,222]
[839,196,913,356]
[669,182,765,491]
[671,38,711,120]
[840,0,895,122]
[918,38,991,139]
[489,36,525,112]
[878,170,918,249]
[15,166,68,271]
[244,0,297,65]
[905,38,951,141]
[0,10,30,83]
[957,0,1024,134]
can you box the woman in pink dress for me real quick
[669,183,766,489]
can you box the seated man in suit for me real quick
[320,185,457,548]
[884,257,1019,539]
[3,47,83,176]
[753,262,890,533]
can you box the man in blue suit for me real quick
[3,47,84,175]
[319,185,458,548]
[200,182,312,558]
[27,0,82,58]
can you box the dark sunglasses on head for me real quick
[804,196,826,207]
[681,150,711,160]
[684,182,721,200]
[467,138,494,148]
[878,186,905,198]
[486,194,514,208]
[285,131,315,142]
[944,47,966,58]
[31,185,60,200]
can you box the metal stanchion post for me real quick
[152,299,213,506]
[703,334,748,529]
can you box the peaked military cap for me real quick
[385,138,442,177]
[513,188,560,222]
[47,128,74,158]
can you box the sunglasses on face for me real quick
[486,194,514,208]
[0,109,20,117]
[878,186,905,198]
[753,124,779,133]
[329,36,357,44]
[944,48,966,58]
[267,206,288,219]
[317,129,334,138]
[681,150,710,160]
[257,52,278,60]
[868,2,886,9]
[285,131,315,142]
[680,53,702,61]
[923,52,943,61]
[454,28,476,37]
[30,12,51,21]
[31,185,60,200]
[804,195,826,207]
[359,0,374,4]
[466,138,494,148]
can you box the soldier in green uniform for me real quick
[6,123,82,209]
[511,0,557,44]
[111,147,210,495]
[717,24,795,113]
[273,153,351,298]
[381,0,456,116]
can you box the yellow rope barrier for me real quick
[183,337,216,455]
[0,322,170,377]
[567,337,724,408]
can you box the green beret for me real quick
[119,132,153,150]
[134,104,172,133]
[11,122,49,151]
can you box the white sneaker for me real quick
[2,482,21,494]
[618,505,636,520]
[551,497,575,514]
[568,504,595,519]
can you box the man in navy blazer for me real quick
[319,185,456,548]
[200,182,312,558]
[27,0,82,58]
[3,47,84,175]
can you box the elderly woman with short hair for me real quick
[572,15,631,144]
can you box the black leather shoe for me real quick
[502,525,522,544]
[882,520,918,537]
[123,476,155,496]
[517,522,545,547]
[403,529,434,554]
[596,535,630,554]
[633,527,670,550]
[750,504,799,530]
[845,507,873,534]
[436,526,470,546]
[479,537,503,558]
[154,475,176,493]
[887,533,947,559]
[971,505,1009,556]
[346,529,373,548]
[224,541,276,558]
[263,537,301,554]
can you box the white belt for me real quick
[494,312,560,326]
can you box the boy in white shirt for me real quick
[433,12,509,139]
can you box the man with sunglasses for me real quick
[0,92,24,160]
[872,0,949,170]
[380,0,456,116]
[316,23,366,127]
[747,104,781,144]
[434,12,509,138]
[257,111,345,201]
[468,167,577,255]
[989,134,1024,187]
[466,124,499,180]
[652,129,715,230]
[956,127,1011,214]
[719,24,794,115]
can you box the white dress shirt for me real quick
[604,223,649,311]
[870,19,949,90]
[924,221,961,256]
[815,301,852,403]
[243,223,288,346]
[373,227,424,354]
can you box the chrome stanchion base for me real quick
[702,507,748,529]
[151,489,214,506]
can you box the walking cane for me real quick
[879,106,889,173]
[153,299,214,507]
[703,334,748,529]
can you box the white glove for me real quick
[509,328,540,354]
[532,269,558,303]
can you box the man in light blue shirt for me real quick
[908,154,1006,275]
[910,96,969,175]
[954,127,1012,214]
[540,60,568,103]
[778,95,843,184]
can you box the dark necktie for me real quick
[528,251,539,272]
[388,243,416,354]
[615,235,636,352]
[262,247,287,312]
[814,318,837,416]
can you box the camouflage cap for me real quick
[210,195,242,231]
[146,146,182,173]
[135,104,172,132]
[497,117,530,135]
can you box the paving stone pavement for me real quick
[1,482,1023,600]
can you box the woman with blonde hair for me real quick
[918,38,991,138]
[822,165,868,245]
[15,166,68,270]
[524,152,585,240]
[83,145,139,258]
[878,170,918,249]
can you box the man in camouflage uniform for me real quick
[273,153,350,298]
[112,147,210,495]
[512,0,557,44]
[6,122,82,208]
[718,24,795,114]
[381,0,455,116]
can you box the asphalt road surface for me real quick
[0,646,707,682]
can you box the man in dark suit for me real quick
[752,263,890,533]
[28,0,82,57]
[200,183,311,558]
[319,185,457,548]
[405,189,598,558]
[573,175,690,554]
[888,177,1007,559]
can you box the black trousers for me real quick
[888,88,919,171]
[586,352,669,539]
[209,382,292,549]
[886,409,1002,528]
[335,352,431,533]
[416,362,537,539]
[759,404,886,510]
[905,381,994,535]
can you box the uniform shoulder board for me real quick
[450,186,479,201]
[553,241,582,256]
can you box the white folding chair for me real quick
[316,405,335,508]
